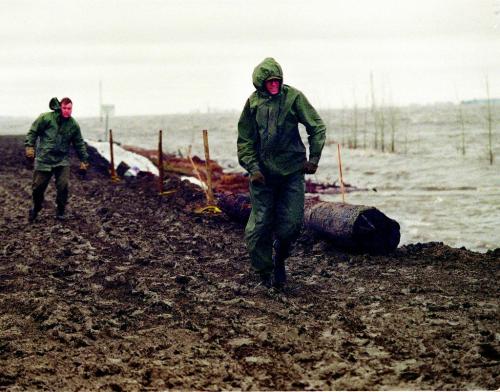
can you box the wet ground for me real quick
[0,135,499,390]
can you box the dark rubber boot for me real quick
[28,208,38,223]
[258,271,273,288]
[56,206,66,221]
[273,240,289,288]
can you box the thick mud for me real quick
[0,135,499,390]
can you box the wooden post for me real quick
[187,145,209,202]
[202,129,215,205]
[158,129,164,193]
[337,144,346,203]
[109,129,117,180]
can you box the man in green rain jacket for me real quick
[25,97,89,222]
[237,57,326,288]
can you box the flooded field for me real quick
[1,102,499,251]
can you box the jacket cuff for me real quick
[308,156,320,165]
[248,164,261,175]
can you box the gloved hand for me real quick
[25,147,35,160]
[78,162,89,177]
[79,162,89,171]
[250,171,266,186]
[303,161,318,174]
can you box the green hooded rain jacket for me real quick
[25,98,88,171]
[237,57,326,177]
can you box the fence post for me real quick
[109,129,118,181]
[202,129,215,205]
[158,129,164,193]
[337,143,346,203]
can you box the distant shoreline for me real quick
[1,99,499,120]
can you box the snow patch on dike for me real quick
[181,176,207,190]
[87,140,159,176]
[87,140,206,190]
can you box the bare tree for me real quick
[485,76,494,165]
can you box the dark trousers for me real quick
[32,166,70,213]
[245,171,305,274]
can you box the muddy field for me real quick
[0,135,498,390]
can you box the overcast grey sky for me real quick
[1,0,499,116]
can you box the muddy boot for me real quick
[28,208,39,223]
[258,271,273,289]
[273,240,290,288]
[56,206,66,221]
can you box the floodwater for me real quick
[1,103,498,252]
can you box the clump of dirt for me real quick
[0,135,498,390]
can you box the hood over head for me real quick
[252,57,283,92]
[49,97,61,111]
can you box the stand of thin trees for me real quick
[328,73,495,165]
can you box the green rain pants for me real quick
[245,171,305,274]
[32,166,70,213]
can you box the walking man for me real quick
[237,58,326,287]
[25,97,89,222]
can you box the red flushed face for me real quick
[265,79,281,95]
[61,102,72,118]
